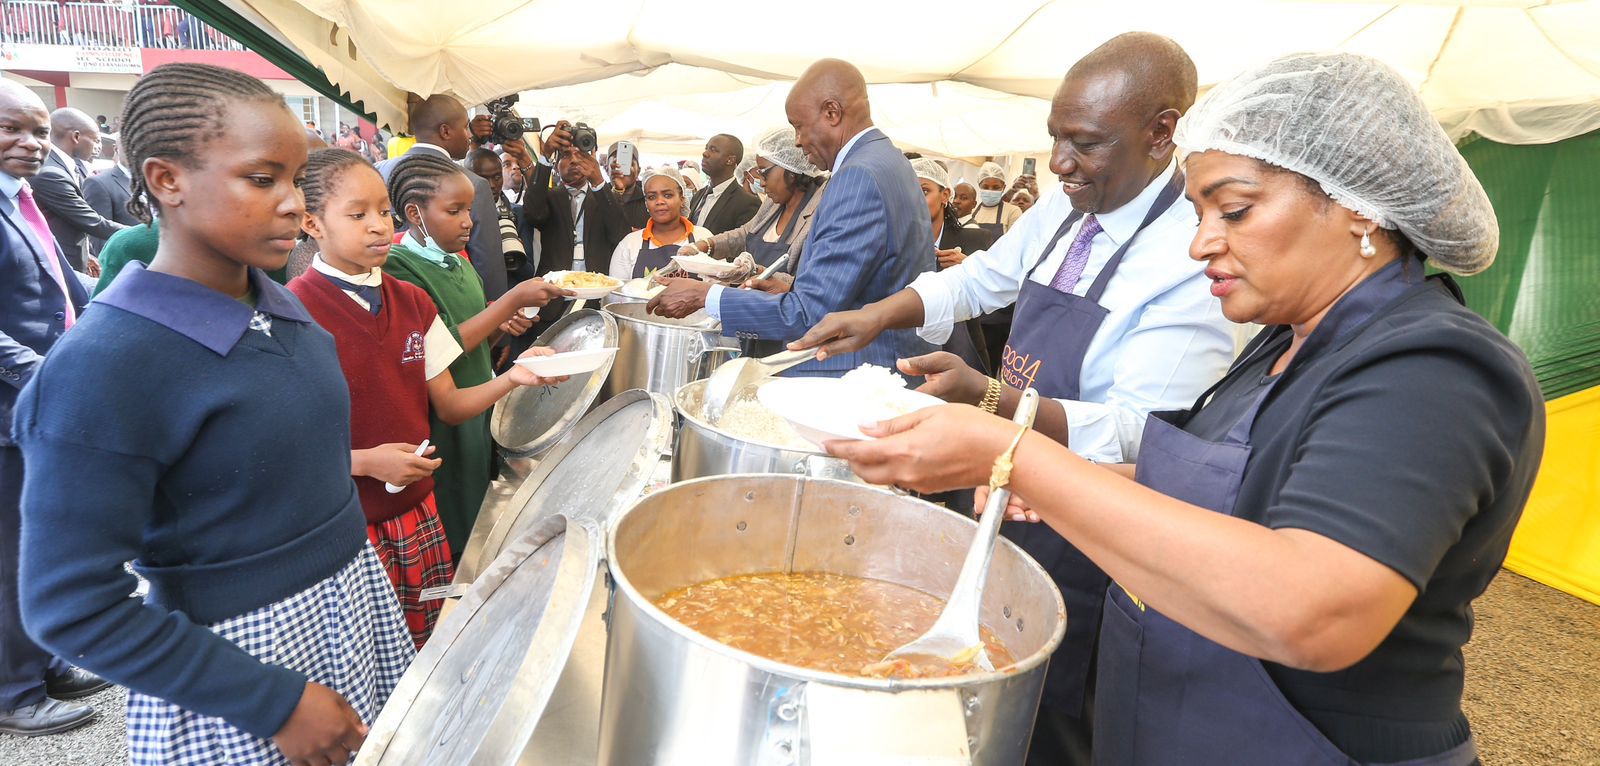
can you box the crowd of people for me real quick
[0,0,241,51]
[0,29,1545,766]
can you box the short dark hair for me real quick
[119,62,285,223]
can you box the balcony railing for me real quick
[1,1,244,51]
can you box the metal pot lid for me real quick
[357,513,602,765]
[456,389,673,585]
[491,309,619,457]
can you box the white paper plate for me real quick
[513,348,618,377]
[619,278,665,299]
[544,271,621,299]
[757,378,945,446]
[670,253,744,278]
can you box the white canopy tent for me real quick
[214,0,1600,156]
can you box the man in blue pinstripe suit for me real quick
[648,59,936,376]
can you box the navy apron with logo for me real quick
[998,173,1185,730]
[974,204,1006,239]
[1094,263,1478,766]
[630,238,678,280]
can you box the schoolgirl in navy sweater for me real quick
[12,64,411,766]
[287,149,565,648]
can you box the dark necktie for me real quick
[318,270,382,315]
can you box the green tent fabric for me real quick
[174,1,377,126]
[1457,131,1600,400]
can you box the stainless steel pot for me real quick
[601,302,737,401]
[601,475,1067,765]
[672,378,858,484]
[490,308,618,457]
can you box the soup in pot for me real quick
[654,571,1015,679]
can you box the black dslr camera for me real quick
[568,122,598,154]
[479,95,539,146]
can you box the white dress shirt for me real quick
[693,177,736,227]
[909,161,1236,463]
[310,255,463,379]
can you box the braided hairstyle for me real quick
[118,62,287,224]
[302,148,375,217]
[386,152,469,230]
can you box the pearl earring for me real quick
[1359,230,1377,258]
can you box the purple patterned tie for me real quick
[1048,214,1101,293]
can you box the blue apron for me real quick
[1094,262,1478,766]
[998,173,1186,736]
[972,204,1006,239]
[934,225,989,375]
[630,238,678,280]
[740,195,811,357]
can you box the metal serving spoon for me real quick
[701,346,817,425]
[879,387,1041,672]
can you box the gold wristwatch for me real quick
[979,377,1002,414]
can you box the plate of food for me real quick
[756,365,945,447]
[512,347,617,377]
[545,271,622,299]
[619,277,665,299]
[670,252,744,279]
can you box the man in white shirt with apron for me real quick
[790,33,1235,764]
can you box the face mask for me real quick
[750,178,766,196]
[409,214,457,269]
[978,190,1004,207]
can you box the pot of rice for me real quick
[672,377,860,484]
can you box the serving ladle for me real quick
[701,347,817,425]
[878,387,1041,673]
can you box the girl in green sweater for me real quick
[383,153,569,556]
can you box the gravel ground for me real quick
[2,569,1595,764]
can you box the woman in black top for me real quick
[829,53,1541,765]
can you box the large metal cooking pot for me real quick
[602,302,737,401]
[601,475,1066,765]
[672,378,858,484]
[490,308,618,457]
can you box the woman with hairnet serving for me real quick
[827,53,1543,766]
[964,161,1024,235]
[607,165,712,280]
[680,127,828,284]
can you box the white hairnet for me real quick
[735,156,756,179]
[976,162,1007,183]
[911,158,950,189]
[755,127,821,177]
[679,166,706,193]
[639,165,689,200]
[1175,52,1498,275]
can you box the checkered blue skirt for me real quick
[127,544,415,765]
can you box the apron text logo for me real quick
[1001,344,1042,390]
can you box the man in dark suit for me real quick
[520,125,630,320]
[649,60,936,376]
[0,81,106,738]
[31,108,124,273]
[81,148,137,257]
[376,95,508,299]
[689,133,760,235]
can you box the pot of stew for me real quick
[601,475,1066,765]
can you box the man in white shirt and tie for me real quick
[791,33,1235,765]
[688,134,760,235]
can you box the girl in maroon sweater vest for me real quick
[288,149,567,647]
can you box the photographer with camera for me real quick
[520,120,630,322]
[376,94,509,299]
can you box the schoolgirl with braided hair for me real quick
[288,149,564,648]
[379,152,569,557]
[13,63,414,766]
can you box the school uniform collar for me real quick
[95,261,311,356]
[311,254,382,287]
[1092,159,1179,248]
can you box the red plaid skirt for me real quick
[366,494,454,649]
